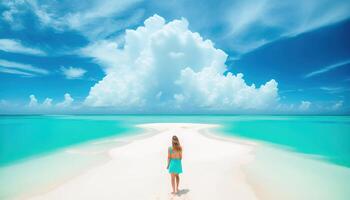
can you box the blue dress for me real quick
[168,147,183,174]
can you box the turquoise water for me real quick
[218,116,350,167]
[0,115,137,166]
[0,115,349,167]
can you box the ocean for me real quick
[1,115,349,167]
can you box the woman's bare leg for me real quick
[171,174,176,194]
[175,174,180,192]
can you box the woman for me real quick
[167,135,183,194]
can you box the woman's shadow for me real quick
[176,189,190,196]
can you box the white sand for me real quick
[245,145,350,200]
[29,123,259,200]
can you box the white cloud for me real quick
[83,15,279,112]
[304,59,350,78]
[276,103,295,112]
[56,93,74,108]
[3,0,348,55]
[0,68,34,76]
[61,66,86,79]
[0,59,49,76]
[176,68,278,110]
[26,93,74,111]
[28,94,38,107]
[299,101,311,111]
[42,98,53,107]
[0,39,46,55]
[2,0,144,40]
[320,87,350,94]
[1,0,26,30]
[331,100,343,110]
[225,0,350,54]
[60,0,142,28]
[80,40,120,72]
[63,6,144,40]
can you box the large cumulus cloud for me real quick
[82,15,279,112]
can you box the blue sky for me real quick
[0,0,349,114]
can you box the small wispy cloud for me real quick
[0,59,49,76]
[61,66,86,79]
[0,68,34,76]
[63,7,144,40]
[0,39,46,56]
[331,100,343,110]
[279,88,304,94]
[304,59,350,78]
[299,101,311,111]
[320,86,350,94]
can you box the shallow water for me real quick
[1,115,349,167]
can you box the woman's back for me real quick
[169,147,182,159]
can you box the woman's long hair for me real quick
[172,135,182,152]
